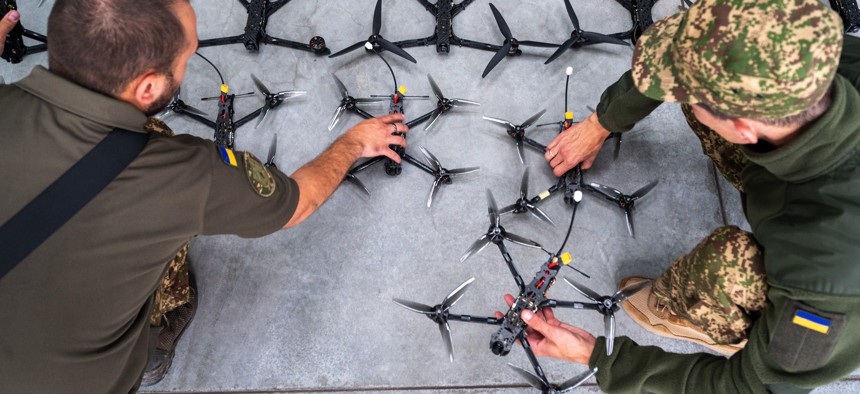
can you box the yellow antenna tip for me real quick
[220,84,229,94]
[561,252,573,265]
[565,111,574,120]
[398,86,407,95]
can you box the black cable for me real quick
[556,201,578,257]
[195,51,224,85]
[564,74,570,114]
[370,46,398,93]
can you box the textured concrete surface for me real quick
[3,0,857,393]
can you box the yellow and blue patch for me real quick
[793,310,831,334]
[218,146,238,167]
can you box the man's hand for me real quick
[544,112,611,176]
[495,294,596,366]
[340,113,408,163]
[0,10,20,57]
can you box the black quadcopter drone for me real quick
[329,0,630,77]
[329,46,481,207]
[394,188,651,393]
[485,67,658,238]
[1,0,47,64]
[197,0,329,55]
[829,0,860,32]
[158,53,305,149]
[613,0,658,43]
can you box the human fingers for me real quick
[0,11,19,54]
[377,113,406,125]
[378,146,402,163]
[504,294,516,307]
[390,122,409,135]
[386,135,407,149]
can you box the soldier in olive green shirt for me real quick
[0,0,409,392]
[516,1,860,393]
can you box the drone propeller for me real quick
[250,74,306,129]
[265,133,278,167]
[419,146,479,208]
[328,74,389,131]
[563,277,649,355]
[508,363,596,393]
[425,74,480,132]
[544,0,631,65]
[500,169,554,226]
[482,3,558,78]
[329,0,416,63]
[587,180,658,238]
[157,88,209,120]
[460,190,543,262]
[484,109,547,164]
[393,277,476,362]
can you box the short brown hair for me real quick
[47,0,188,97]
[697,84,835,128]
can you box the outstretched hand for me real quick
[341,113,408,163]
[544,112,610,176]
[495,294,596,365]
[0,10,20,57]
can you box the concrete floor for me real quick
[3,0,858,393]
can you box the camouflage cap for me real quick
[632,0,843,119]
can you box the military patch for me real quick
[768,300,845,371]
[243,151,276,197]
[219,146,238,167]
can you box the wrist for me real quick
[575,335,597,365]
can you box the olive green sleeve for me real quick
[588,287,860,394]
[595,69,664,133]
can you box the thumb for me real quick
[1,11,19,35]
[522,309,550,334]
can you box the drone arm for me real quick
[451,0,476,17]
[527,183,561,205]
[393,35,438,50]
[234,107,264,129]
[406,110,437,129]
[450,35,503,53]
[266,0,292,14]
[414,0,436,12]
[349,156,386,175]
[181,111,217,129]
[351,106,376,120]
[403,153,436,176]
[198,35,246,48]
[519,334,550,385]
[263,35,331,55]
[446,313,503,325]
[498,243,526,293]
[522,137,547,152]
[21,29,46,43]
[540,299,602,311]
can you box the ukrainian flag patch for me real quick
[793,310,831,334]
[218,146,238,167]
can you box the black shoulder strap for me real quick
[0,128,149,278]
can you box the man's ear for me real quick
[732,118,759,144]
[119,71,165,112]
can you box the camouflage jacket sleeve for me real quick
[588,287,860,394]
[595,69,664,133]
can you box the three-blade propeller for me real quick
[544,0,631,65]
[484,109,547,165]
[328,74,388,131]
[563,277,649,355]
[482,3,559,78]
[250,74,306,129]
[500,169,554,226]
[419,146,480,208]
[587,180,658,238]
[460,190,543,262]
[508,363,598,393]
[329,0,417,63]
[425,74,481,132]
[393,277,476,362]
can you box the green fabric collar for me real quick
[14,66,148,134]
[742,75,860,182]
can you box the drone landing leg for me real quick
[498,243,526,293]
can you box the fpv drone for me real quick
[829,0,860,32]
[485,67,658,238]
[1,0,47,64]
[329,0,629,77]
[394,189,650,393]
[613,0,657,43]
[329,46,481,207]
[158,53,305,149]
[197,0,329,55]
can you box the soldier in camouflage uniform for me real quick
[521,1,860,392]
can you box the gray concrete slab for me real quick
[3,1,858,393]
